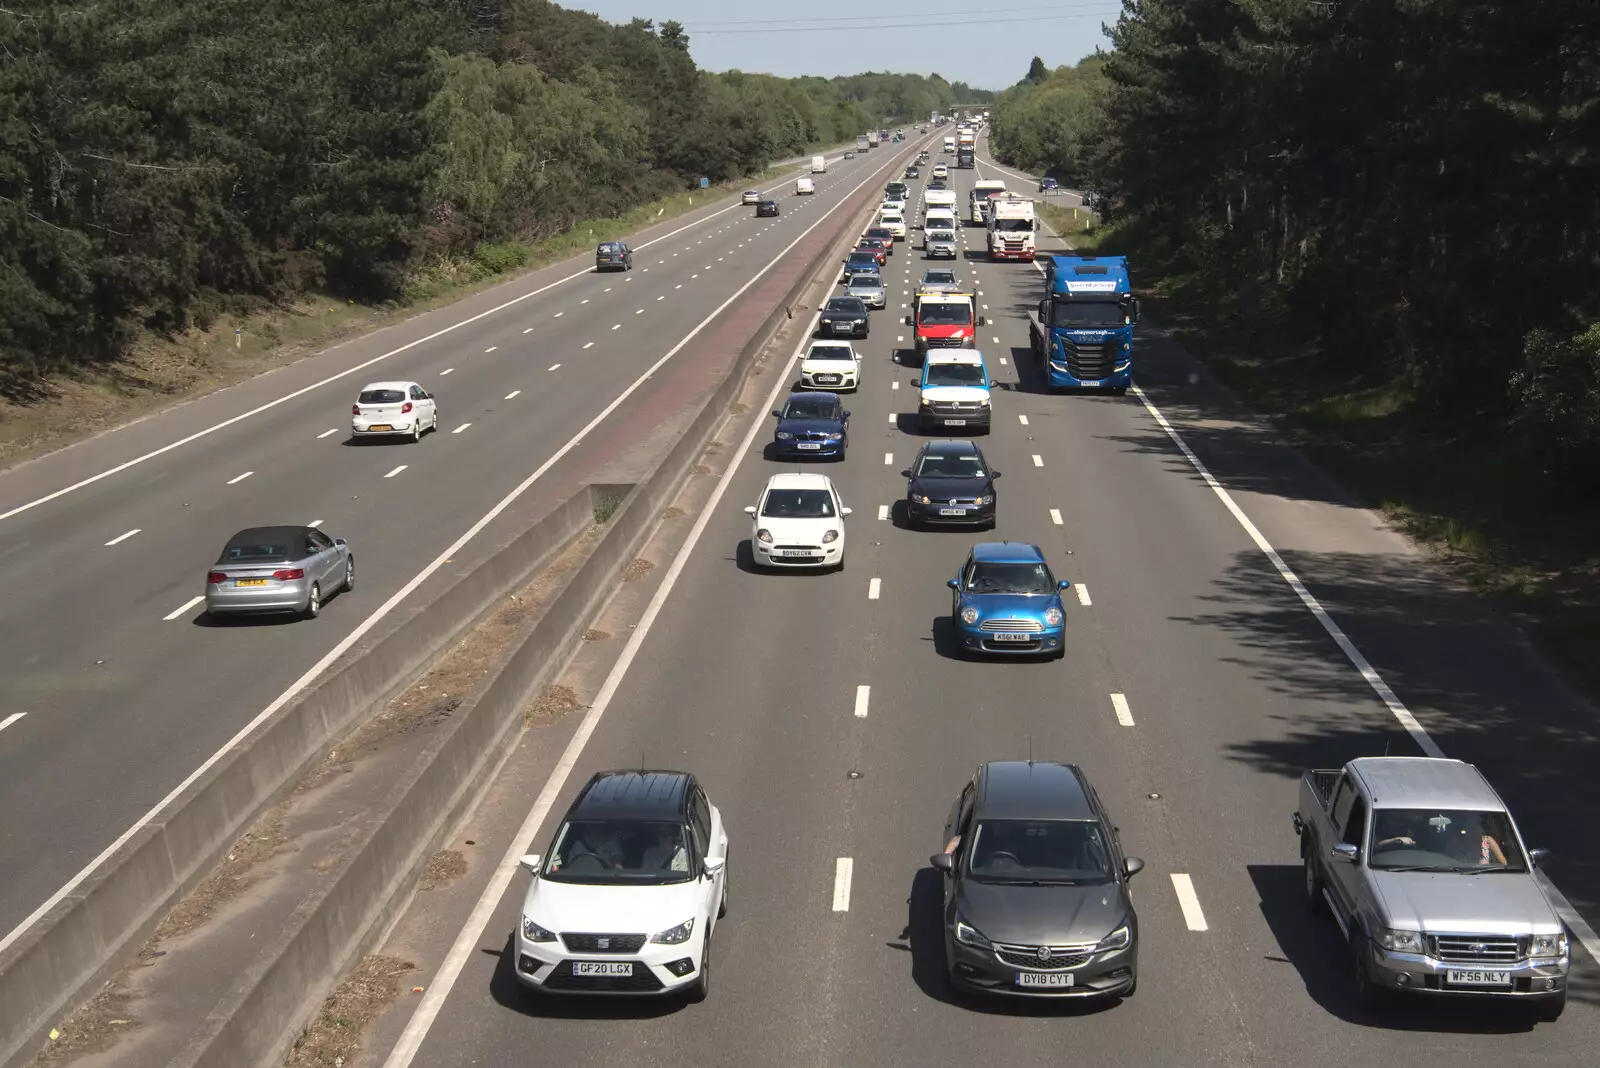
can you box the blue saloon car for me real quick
[770,392,850,460]
[947,542,1070,658]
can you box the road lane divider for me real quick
[1076,584,1092,607]
[452,424,470,435]
[383,466,407,479]
[854,685,871,718]
[104,529,140,547]
[1049,508,1063,525]
[877,505,889,521]
[1031,454,1043,467]
[226,471,253,485]
[867,578,881,600]
[318,428,340,438]
[162,596,204,621]
[1111,692,1134,726]
[1170,874,1208,931]
[833,859,854,911]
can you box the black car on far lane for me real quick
[927,177,948,191]
[905,165,921,179]
[595,241,632,271]
[933,761,1144,1001]
[818,296,871,339]
[901,440,999,528]
[757,198,780,217]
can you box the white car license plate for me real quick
[779,549,816,558]
[991,632,1034,643]
[939,508,968,516]
[815,376,839,384]
[944,418,967,426]
[1080,380,1102,387]
[1017,971,1073,988]
[1446,969,1513,987]
[574,961,634,977]
[797,442,822,450]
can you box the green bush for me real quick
[471,242,531,275]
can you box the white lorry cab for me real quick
[986,193,1037,261]
[969,180,1007,225]
[812,155,827,174]
[943,136,957,154]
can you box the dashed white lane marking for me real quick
[1171,874,1208,930]
[635,308,643,314]
[0,713,27,734]
[992,336,1001,344]
[675,284,683,290]
[884,452,894,465]
[868,578,881,600]
[1049,508,1063,525]
[657,295,665,301]
[308,519,324,528]
[901,303,908,309]
[1031,454,1043,467]
[897,335,904,342]
[105,529,140,546]
[1018,414,1029,426]
[1111,693,1135,726]
[582,342,594,350]
[658,260,665,265]
[505,390,521,400]
[887,412,896,424]
[318,428,340,439]
[484,346,497,353]
[892,381,900,390]
[548,364,561,371]
[999,357,1008,366]
[982,304,989,310]
[1076,584,1093,607]
[226,471,253,485]
[524,327,534,333]
[627,275,634,280]
[603,286,612,292]
[581,298,590,304]
[877,504,889,521]
[833,858,854,911]
[854,684,871,717]
[611,324,621,331]
[553,312,562,319]
[439,368,454,376]
[384,465,408,479]
[163,595,204,621]
[692,274,699,279]
[452,423,471,434]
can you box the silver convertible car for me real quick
[204,525,353,621]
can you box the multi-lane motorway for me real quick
[358,136,1600,1067]
[0,140,927,945]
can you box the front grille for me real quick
[925,337,966,349]
[980,618,1043,633]
[542,960,664,992]
[1065,341,1115,380]
[796,430,837,442]
[1429,936,1525,964]
[926,401,985,415]
[810,373,842,384]
[993,942,1097,970]
[561,932,647,954]
[940,498,982,507]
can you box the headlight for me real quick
[913,493,931,504]
[1043,607,1064,626]
[979,494,994,505]
[823,431,843,441]
[960,606,979,625]
[821,529,839,544]
[650,918,695,945]
[522,917,557,943]
[1376,928,1423,953]
[756,528,773,544]
[775,431,793,440]
[1096,924,1131,953]
[1531,932,1569,959]
[954,915,991,949]
[854,319,866,326]
[977,396,990,407]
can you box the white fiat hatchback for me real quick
[744,472,851,571]
[515,770,729,1001]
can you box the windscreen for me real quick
[760,489,836,518]
[848,253,879,267]
[992,218,1031,232]
[541,820,692,884]
[1049,300,1130,328]
[923,272,957,286]
[826,298,865,314]
[964,560,1054,594]
[916,452,986,478]
[923,362,985,387]
[783,396,839,420]
[918,303,972,327]
[806,345,854,362]
[967,819,1112,884]
[848,275,882,290]
[1367,809,1527,872]
[358,389,406,405]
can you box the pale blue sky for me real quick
[560,1,1121,89]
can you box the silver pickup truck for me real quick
[1293,756,1568,1021]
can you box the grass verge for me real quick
[1056,213,1600,699]
[0,146,848,473]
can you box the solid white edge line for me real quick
[104,529,140,547]
[0,140,925,966]
[854,685,870,718]
[1170,873,1208,931]
[833,857,854,911]
[1076,583,1092,607]
[1110,692,1134,727]
[867,578,881,600]
[1129,381,1600,961]
[0,713,27,733]
[379,144,930,1063]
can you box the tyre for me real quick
[1351,939,1383,1008]
[686,937,711,1003]
[432,411,440,433]
[1303,852,1327,917]
[410,421,422,443]
[835,553,845,573]
[302,582,321,620]
[718,865,729,918]
[341,556,355,593]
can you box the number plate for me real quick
[943,418,967,426]
[814,375,839,384]
[832,323,852,332]
[990,632,1034,642]
[939,508,968,516]
[779,549,817,558]
[234,578,269,587]
[1078,381,1102,388]
[574,961,634,977]
[796,442,822,450]
[1016,971,1073,988]
[1446,969,1513,987]
[366,424,393,432]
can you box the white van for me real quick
[811,155,827,174]
[796,176,815,195]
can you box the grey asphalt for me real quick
[0,140,931,940]
[371,139,1600,1066]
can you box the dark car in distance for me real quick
[927,178,949,191]
[841,250,882,281]
[902,440,1000,529]
[905,166,921,179]
[756,198,779,218]
[595,241,632,272]
[770,392,850,460]
[933,761,1143,1000]
[818,296,871,339]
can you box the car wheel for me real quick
[718,865,729,918]
[1303,852,1327,917]
[687,937,711,1003]
[1351,938,1383,1008]
[432,410,440,433]
[341,556,355,593]
[302,582,322,620]
[1534,990,1567,1023]
[1113,387,1128,396]
[835,554,845,573]
[410,422,422,443]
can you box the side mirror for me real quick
[1528,847,1550,867]
[930,852,954,873]
[841,507,854,516]
[334,537,348,546]
[703,857,726,878]
[743,506,757,515]
[1330,843,1360,864]
[904,315,913,325]
[977,316,987,326]
[519,854,542,876]
[842,411,851,419]
[900,469,912,478]
[770,410,782,418]
[1132,298,1142,324]
[990,471,1002,479]
[1124,857,1145,878]
[1058,579,1072,590]
[947,578,961,590]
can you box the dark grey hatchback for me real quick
[596,241,632,271]
[932,761,1144,1000]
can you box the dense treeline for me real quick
[988,56,1106,185]
[0,0,970,384]
[994,3,1600,476]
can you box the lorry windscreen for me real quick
[1367,808,1527,872]
[1050,300,1128,328]
[919,304,972,326]
[992,218,1031,232]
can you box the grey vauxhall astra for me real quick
[932,761,1144,999]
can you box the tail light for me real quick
[272,568,305,581]
[401,401,413,414]
[207,571,227,584]
[352,404,360,415]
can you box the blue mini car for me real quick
[770,392,850,460]
[947,542,1070,658]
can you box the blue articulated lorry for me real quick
[1027,255,1141,393]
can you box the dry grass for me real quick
[527,684,585,727]
[621,558,655,582]
[582,628,611,642]
[284,954,415,1068]
[155,802,290,942]
[25,981,139,1067]
[661,506,687,520]
[417,850,468,893]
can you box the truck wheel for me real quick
[1302,853,1327,917]
[1351,939,1384,1008]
